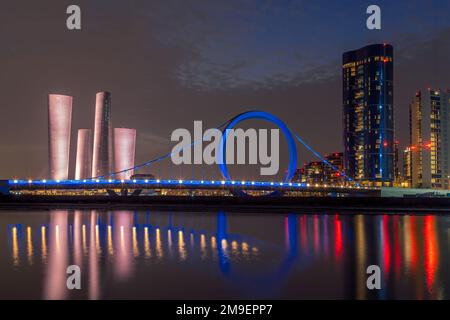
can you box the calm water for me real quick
[1,209,450,299]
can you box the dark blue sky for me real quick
[0,0,449,179]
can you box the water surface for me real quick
[1,209,449,299]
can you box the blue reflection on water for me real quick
[3,210,449,299]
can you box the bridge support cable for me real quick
[91,118,233,180]
[292,132,358,185]
[91,110,357,187]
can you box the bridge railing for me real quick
[6,178,380,194]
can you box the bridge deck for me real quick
[5,179,379,195]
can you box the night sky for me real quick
[0,0,449,180]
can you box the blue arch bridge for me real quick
[4,178,380,196]
[1,110,392,197]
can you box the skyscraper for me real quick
[48,94,73,180]
[92,91,113,178]
[409,92,423,188]
[403,147,412,187]
[324,152,344,185]
[408,89,450,189]
[75,129,92,180]
[114,128,136,180]
[343,44,394,186]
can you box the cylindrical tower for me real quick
[48,94,73,180]
[92,91,113,178]
[114,128,136,180]
[75,129,93,180]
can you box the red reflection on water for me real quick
[410,216,418,271]
[424,215,438,293]
[334,215,342,261]
[393,216,401,274]
[299,215,307,253]
[313,214,319,254]
[382,215,391,277]
[323,216,329,258]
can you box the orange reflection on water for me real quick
[156,228,163,258]
[12,226,19,266]
[107,225,114,256]
[200,233,206,260]
[144,227,151,258]
[27,226,33,266]
[178,230,187,260]
[41,226,47,264]
[133,227,139,258]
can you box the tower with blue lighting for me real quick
[343,44,394,187]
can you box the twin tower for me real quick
[48,92,136,181]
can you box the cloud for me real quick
[141,0,450,91]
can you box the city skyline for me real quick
[343,44,394,186]
[14,55,450,188]
[2,1,450,305]
[37,44,450,190]
[0,1,449,181]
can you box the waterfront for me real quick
[1,209,450,299]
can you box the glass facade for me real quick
[343,44,394,186]
[409,89,450,189]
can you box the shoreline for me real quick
[1,195,449,213]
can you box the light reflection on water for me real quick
[1,210,450,299]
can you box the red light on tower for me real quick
[383,141,388,147]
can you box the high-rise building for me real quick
[409,92,422,188]
[299,161,325,185]
[394,140,400,184]
[343,44,394,186]
[409,89,450,189]
[324,152,344,185]
[294,153,344,186]
[92,91,113,178]
[48,94,73,180]
[75,129,92,180]
[114,128,136,180]
[402,147,412,188]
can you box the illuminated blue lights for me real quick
[7,178,362,190]
[217,110,297,184]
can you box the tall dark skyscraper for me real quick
[343,44,394,186]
